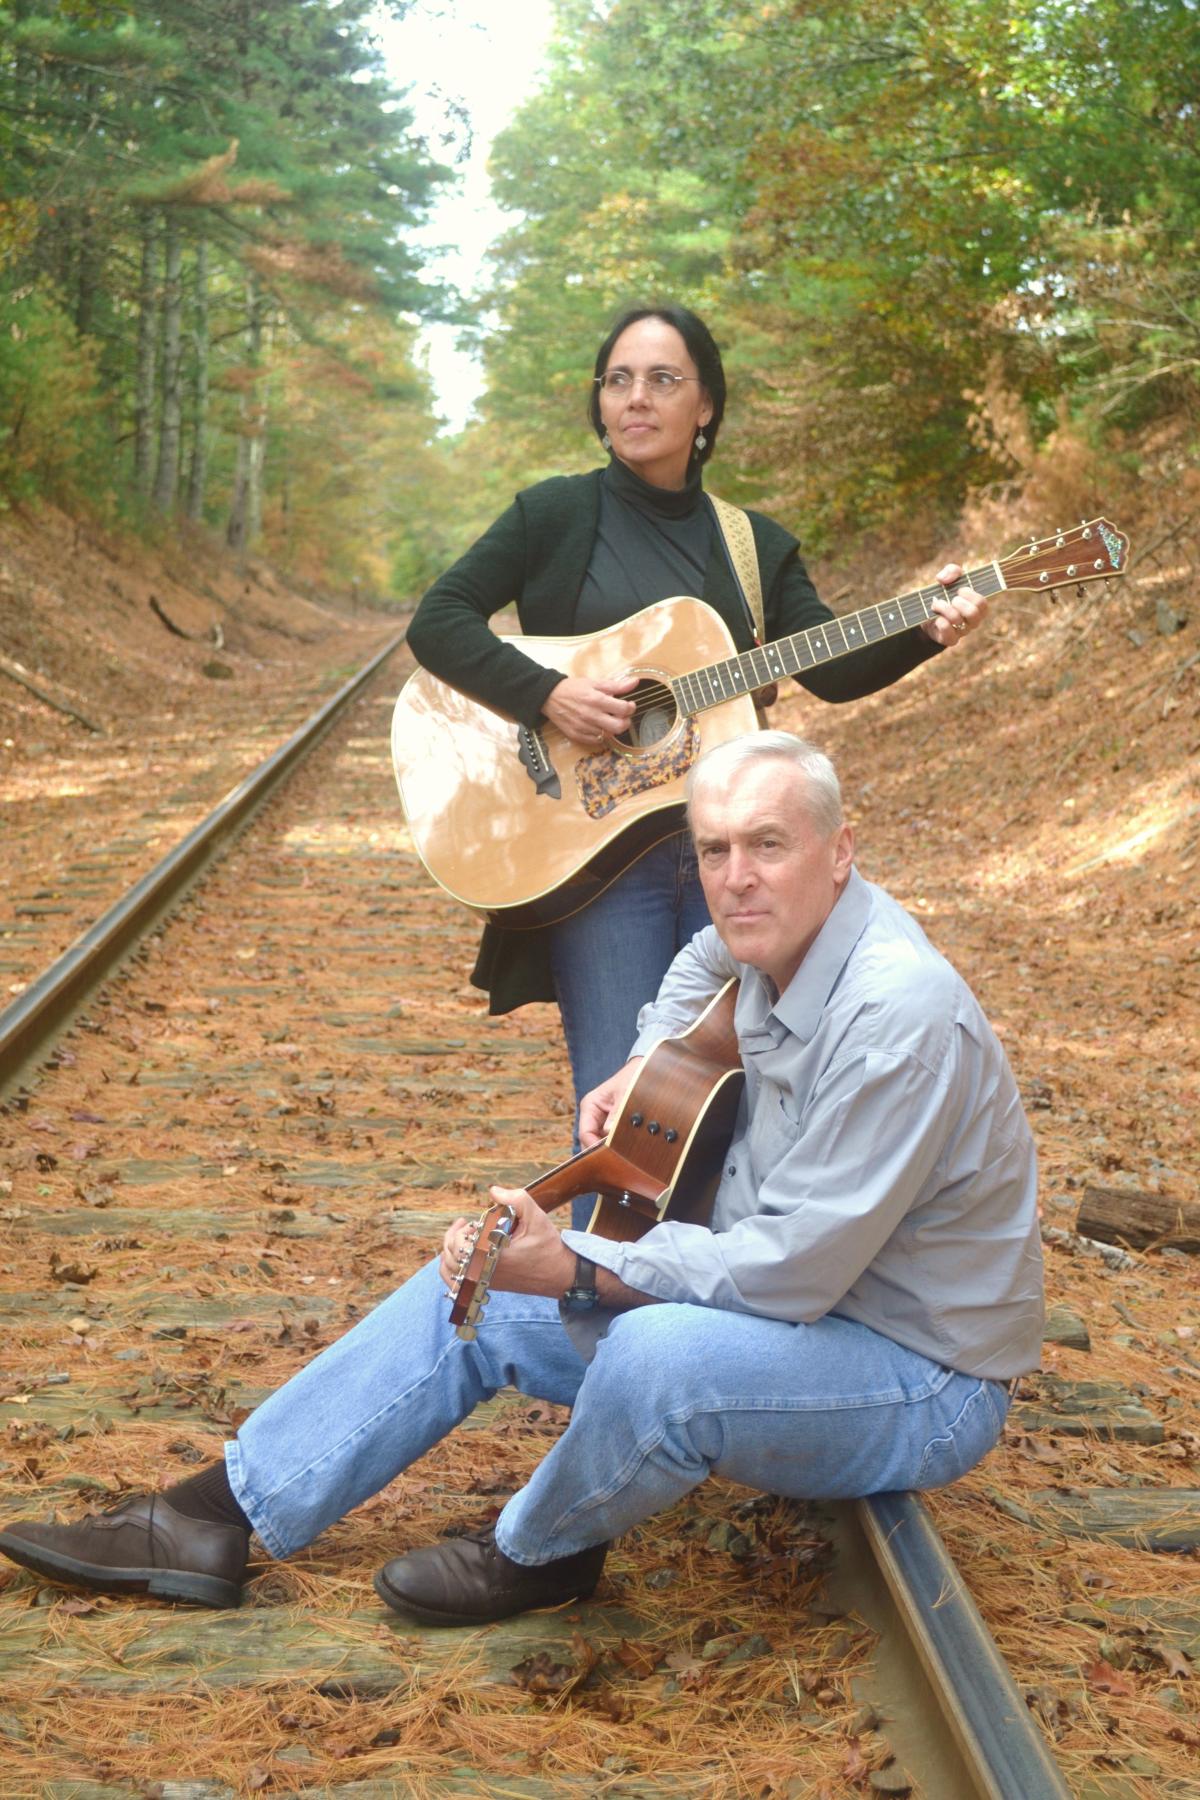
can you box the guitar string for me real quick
[552,561,1063,743]
[604,586,948,733]
[534,549,1103,747]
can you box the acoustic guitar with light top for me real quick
[393,518,1129,930]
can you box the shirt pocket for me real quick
[749,1083,804,1174]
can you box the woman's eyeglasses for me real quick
[594,369,701,395]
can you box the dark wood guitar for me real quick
[448,979,743,1339]
[393,519,1130,929]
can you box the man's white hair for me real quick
[686,732,844,837]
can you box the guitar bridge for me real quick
[517,724,560,798]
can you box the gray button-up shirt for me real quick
[562,867,1044,1379]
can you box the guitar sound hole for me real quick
[615,679,678,749]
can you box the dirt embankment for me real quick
[0,504,401,989]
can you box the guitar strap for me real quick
[708,494,765,644]
[709,494,772,726]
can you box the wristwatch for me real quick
[561,1254,600,1314]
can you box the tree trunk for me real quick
[74,214,101,339]
[227,278,265,553]
[133,216,158,499]
[72,79,100,337]
[152,216,183,511]
[186,239,210,521]
[246,376,266,546]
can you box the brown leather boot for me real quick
[374,1524,607,1625]
[0,1492,248,1607]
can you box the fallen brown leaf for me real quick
[1083,1659,1137,1697]
[510,1631,599,1697]
[1147,1640,1192,1680]
[49,1253,98,1284]
[612,1636,665,1679]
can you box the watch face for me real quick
[563,1257,599,1312]
[562,1285,598,1314]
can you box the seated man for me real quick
[0,732,1044,1621]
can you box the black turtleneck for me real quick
[572,456,716,633]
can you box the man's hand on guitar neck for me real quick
[579,1057,644,1147]
[445,1186,659,1315]
[441,1190,573,1300]
[542,672,639,747]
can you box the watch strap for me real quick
[562,1253,599,1313]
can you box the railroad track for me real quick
[0,638,1070,1798]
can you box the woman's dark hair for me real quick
[588,304,727,467]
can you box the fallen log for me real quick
[1075,1185,1200,1255]
[0,651,104,732]
[149,594,195,637]
[150,594,225,647]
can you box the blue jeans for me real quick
[226,1259,1009,1564]
[549,832,712,1228]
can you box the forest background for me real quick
[3,0,1199,597]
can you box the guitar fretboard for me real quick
[670,564,1005,716]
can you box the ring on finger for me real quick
[952,619,966,634]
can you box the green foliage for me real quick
[254,308,446,592]
[0,283,114,509]
[0,0,454,575]
[477,0,1200,544]
[475,0,739,472]
[4,0,1199,583]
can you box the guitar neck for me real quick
[527,1141,668,1212]
[671,562,1006,714]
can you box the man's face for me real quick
[691,760,854,991]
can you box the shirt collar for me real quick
[768,866,873,1042]
[603,454,704,521]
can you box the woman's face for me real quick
[598,317,713,491]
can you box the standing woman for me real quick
[406,305,985,1223]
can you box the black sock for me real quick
[163,1460,253,1536]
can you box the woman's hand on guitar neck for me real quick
[542,673,639,747]
[579,1056,644,1147]
[920,564,989,646]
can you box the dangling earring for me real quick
[694,430,707,452]
[602,431,611,449]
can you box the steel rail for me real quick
[849,1492,1071,1799]
[0,631,404,1098]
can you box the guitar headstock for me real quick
[448,1201,516,1340]
[999,518,1130,592]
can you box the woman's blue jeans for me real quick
[549,832,712,1228]
[227,1260,1009,1564]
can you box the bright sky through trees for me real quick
[378,0,555,430]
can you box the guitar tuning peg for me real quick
[1077,584,1087,599]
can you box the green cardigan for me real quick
[405,469,939,1012]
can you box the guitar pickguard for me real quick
[576,718,700,821]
